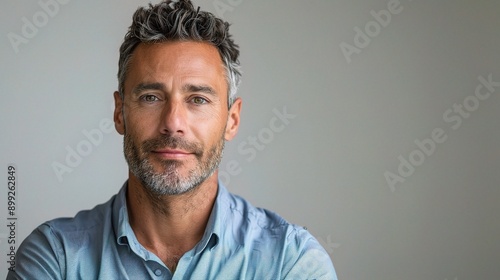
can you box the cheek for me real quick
[193,111,227,137]
[190,105,223,121]
[125,106,161,137]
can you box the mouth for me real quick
[151,149,194,159]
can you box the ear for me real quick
[224,98,242,141]
[113,91,125,135]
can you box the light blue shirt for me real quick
[8,182,337,279]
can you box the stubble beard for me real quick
[124,132,225,196]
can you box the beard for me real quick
[123,132,225,196]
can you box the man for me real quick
[8,1,337,279]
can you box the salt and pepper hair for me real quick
[117,0,241,107]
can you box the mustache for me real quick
[141,136,203,155]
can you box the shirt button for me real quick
[154,269,162,276]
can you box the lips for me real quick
[142,136,202,159]
[151,149,193,159]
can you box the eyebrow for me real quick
[131,82,217,96]
[182,83,217,96]
[131,82,165,95]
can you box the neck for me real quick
[126,171,218,271]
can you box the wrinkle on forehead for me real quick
[125,41,228,97]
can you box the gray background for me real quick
[1,0,499,279]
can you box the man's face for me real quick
[113,41,241,195]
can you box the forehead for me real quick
[126,41,226,85]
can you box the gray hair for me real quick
[117,0,241,107]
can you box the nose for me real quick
[159,99,186,136]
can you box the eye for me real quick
[140,94,160,103]
[191,96,208,105]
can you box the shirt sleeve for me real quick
[282,226,338,280]
[6,224,65,280]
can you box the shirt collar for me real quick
[191,181,231,255]
[113,181,131,247]
[112,180,231,255]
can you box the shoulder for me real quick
[27,193,116,245]
[280,225,338,279]
[46,194,115,236]
[7,194,118,279]
[222,189,289,233]
[220,189,337,279]
[221,188,310,241]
